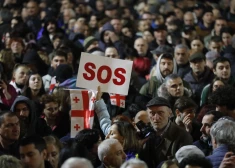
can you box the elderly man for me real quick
[174,44,191,78]
[97,139,126,168]
[139,97,193,168]
[61,157,93,168]
[207,118,235,168]
[120,158,147,168]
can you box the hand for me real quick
[183,114,193,133]
[109,32,119,43]
[96,86,103,101]
[219,152,235,168]
[0,80,8,93]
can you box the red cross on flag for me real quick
[109,93,125,108]
[70,89,97,138]
[49,76,57,92]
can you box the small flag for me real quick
[49,76,57,92]
[109,93,125,108]
[69,89,97,138]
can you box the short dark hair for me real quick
[161,53,174,61]
[209,85,235,110]
[53,50,67,60]
[220,26,233,37]
[174,96,197,112]
[213,57,231,69]
[20,135,46,153]
[164,74,181,83]
[0,111,17,126]
[179,155,212,168]
[209,36,221,43]
[205,110,224,123]
[75,129,100,150]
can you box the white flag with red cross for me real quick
[70,89,97,138]
[109,93,125,108]
[49,76,57,92]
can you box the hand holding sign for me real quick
[76,52,133,95]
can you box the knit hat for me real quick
[83,36,98,51]
[54,64,73,83]
[175,145,205,163]
[146,97,171,109]
[189,52,205,62]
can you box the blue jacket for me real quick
[206,145,228,168]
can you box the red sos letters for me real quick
[76,52,133,95]
[83,62,126,85]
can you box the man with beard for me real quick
[37,18,64,54]
[193,110,224,156]
[0,111,20,158]
[140,53,177,98]
[184,52,214,105]
[10,96,52,138]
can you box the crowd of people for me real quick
[0,0,235,168]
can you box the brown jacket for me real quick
[139,121,193,168]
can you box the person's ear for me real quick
[41,149,47,160]
[213,68,216,75]
[175,109,181,117]
[103,155,109,165]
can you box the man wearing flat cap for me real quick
[184,52,214,105]
[139,97,193,168]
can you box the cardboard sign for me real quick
[76,52,133,95]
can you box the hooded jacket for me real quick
[140,55,178,97]
[98,22,125,59]
[11,96,37,136]
[10,96,52,137]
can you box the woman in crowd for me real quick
[43,135,63,168]
[24,71,45,101]
[0,67,17,110]
[105,121,140,160]
[24,71,45,117]
[95,86,140,159]
[10,64,30,94]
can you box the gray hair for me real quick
[164,74,181,85]
[120,158,148,168]
[98,139,119,162]
[174,44,189,52]
[210,119,235,146]
[0,155,22,168]
[63,8,76,19]
[61,157,93,168]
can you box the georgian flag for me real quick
[70,89,97,138]
[109,93,125,108]
[49,76,57,92]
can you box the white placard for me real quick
[76,52,133,95]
